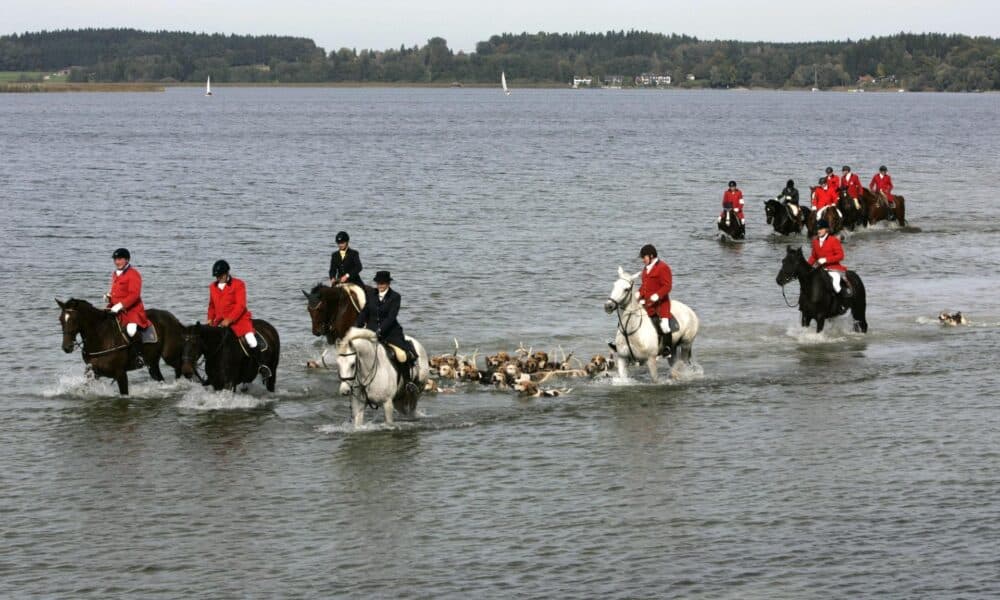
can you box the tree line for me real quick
[2,28,998,91]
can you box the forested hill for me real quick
[2,28,998,91]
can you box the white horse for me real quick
[603,266,700,382]
[335,327,431,427]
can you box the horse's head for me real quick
[605,266,639,313]
[303,284,331,337]
[764,199,779,224]
[180,323,206,379]
[335,335,359,396]
[776,246,806,286]
[56,297,81,353]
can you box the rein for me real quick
[62,308,129,359]
[339,342,381,409]
[609,279,642,362]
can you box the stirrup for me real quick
[257,364,272,379]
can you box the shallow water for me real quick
[2,88,999,597]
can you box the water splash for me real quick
[176,386,275,411]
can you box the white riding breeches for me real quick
[126,322,138,337]
[659,319,671,334]
[244,332,258,348]
[827,270,843,293]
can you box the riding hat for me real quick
[335,231,349,243]
[112,248,130,260]
[825,167,834,174]
[727,180,737,187]
[786,179,795,188]
[842,165,851,172]
[212,259,230,277]
[373,270,393,283]
[819,176,827,185]
[817,219,830,230]
[879,165,888,172]
[639,244,658,258]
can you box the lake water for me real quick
[2,87,999,598]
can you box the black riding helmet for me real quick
[728,180,737,187]
[212,259,230,277]
[335,231,349,243]
[825,166,834,174]
[842,165,851,172]
[786,179,795,188]
[639,244,658,258]
[819,176,827,185]
[112,248,130,260]
[879,165,888,172]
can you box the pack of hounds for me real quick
[423,342,616,398]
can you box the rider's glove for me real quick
[110,303,124,314]
[650,294,659,303]
[638,299,646,306]
[818,258,827,265]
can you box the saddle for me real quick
[236,332,269,356]
[650,315,679,358]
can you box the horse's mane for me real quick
[63,297,111,318]
[338,326,377,350]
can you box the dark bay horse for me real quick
[180,320,280,392]
[805,199,843,238]
[717,208,745,241]
[861,188,907,227]
[837,188,867,231]
[775,247,868,334]
[57,297,185,395]
[764,199,807,236]
[303,283,366,344]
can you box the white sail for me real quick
[205,76,212,96]
[501,71,510,96]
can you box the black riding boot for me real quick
[127,332,145,369]
[887,204,896,220]
[249,345,271,379]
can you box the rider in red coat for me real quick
[807,220,850,297]
[106,248,149,366]
[841,165,863,199]
[824,167,841,193]
[869,165,895,204]
[207,260,267,374]
[720,180,745,223]
[811,177,837,218]
[637,244,674,357]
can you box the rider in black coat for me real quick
[329,231,363,286]
[355,271,416,364]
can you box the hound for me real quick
[514,379,572,398]
[938,311,969,326]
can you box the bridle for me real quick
[777,258,803,308]
[307,297,331,335]
[60,307,128,357]
[337,341,380,409]
[181,329,223,384]
[608,277,642,362]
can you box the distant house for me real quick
[572,76,593,88]
[857,75,875,85]
[602,75,623,88]
[635,73,672,86]
[686,73,696,81]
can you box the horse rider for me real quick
[719,180,745,230]
[811,176,837,221]
[807,219,851,299]
[869,165,896,218]
[355,270,418,376]
[207,260,269,377]
[329,230,363,287]
[841,165,863,200]
[824,167,841,193]
[637,244,675,359]
[106,248,149,367]
[779,179,801,217]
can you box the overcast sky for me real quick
[5,0,998,53]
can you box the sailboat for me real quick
[205,75,213,96]
[501,71,510,96]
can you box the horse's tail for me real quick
[846,272,868,333]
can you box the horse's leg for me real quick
[265,369,276,392]
[801,313,810,328]
[116,373,129,396]
[352,397,365,427]
[615,355,629,380]
[647,357,659,383]
[384,399,395,425]
[815,318,826,333]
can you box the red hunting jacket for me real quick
[208,276,255,337]
[869,173,894,201]
[722,188,745,219]
[811,185,837,210]
[108,265,150,328]
[807,235,848,272]
[638,259,673,319]
[842,172,863,199]
[825,174,841,191]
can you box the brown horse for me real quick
[861,188,907,227]
[56,297,185,395]
[303,283,366,344]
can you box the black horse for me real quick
[775,247,868,334]
[57,297,186,395]
[717,208,745,240]
[180,321,280,392]
[764,198,808,236]
[837,188,868,231]
[302,283,365,344]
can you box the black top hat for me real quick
[373,270,393,283]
